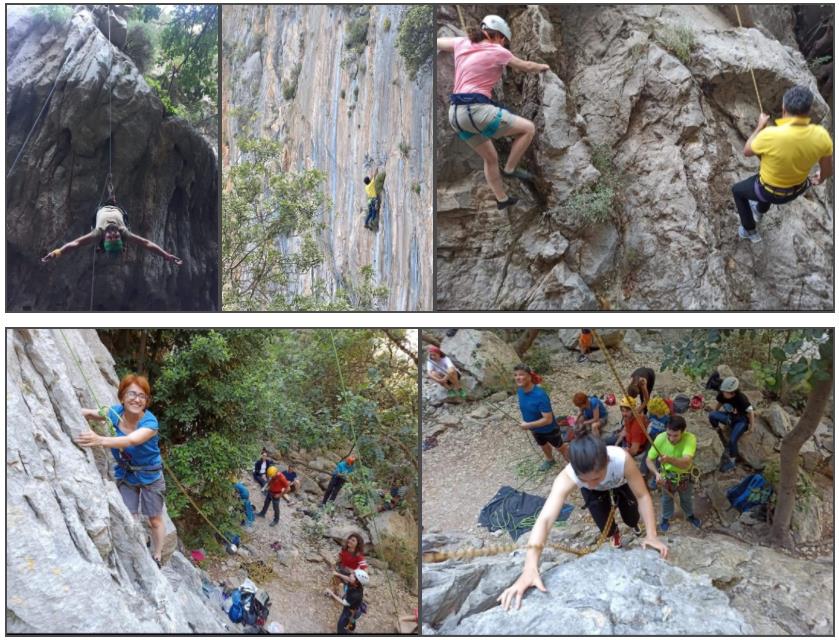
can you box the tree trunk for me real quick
[514,329,541,358]
[770,370,834,548]
[420,332,441,347]
[382,329,418,365]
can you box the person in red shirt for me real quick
[256,466,289,527]
[332,533,369,595]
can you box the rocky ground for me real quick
[421,329,834,634]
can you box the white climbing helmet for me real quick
[481,15,512,43]
[720,376,739,392]
[354,568,370,585]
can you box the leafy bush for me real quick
[373,171,387,193]
[31,4,72,25]
[282,62,303,100]
[396,5,433,79]
[655,24,695,64]
[383,17,392,32]
[398,141,411,158]
[344,8,370,55]
[559,144,620,223]
[124,20,157,73]
[377,532,417,588]
[411,183,421,195]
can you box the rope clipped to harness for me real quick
[733,5,765,114]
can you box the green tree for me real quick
[396,5,433,79]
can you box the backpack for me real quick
[228,589,243,623]
[726,473,773,512]
[706,371,723,391]
[672,394,691,414]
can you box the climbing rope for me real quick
[455,6,467,32]
[733,5,765,113]
[328,330,403,627]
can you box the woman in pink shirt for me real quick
[438,15,550,210]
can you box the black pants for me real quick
[580,483,639,537]
[322,474,347,505]
[732,174,807,231]
[337,606,354,634]
[258,494,280,523]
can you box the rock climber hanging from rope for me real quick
[437,14,550,211]
[41,182,183,264]
[498,434,669,611]
[732,84,833,243]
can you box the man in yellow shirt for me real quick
[733,85,833,243]
[647,415,701,532]
[363,169,380,230]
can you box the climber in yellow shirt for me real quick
[363,169,380,230]
[732,85,833,243]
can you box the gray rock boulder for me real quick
[6,329,231,633]
[441,330,521,393]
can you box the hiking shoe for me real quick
[659,519,670,532]
[501,167,535,181]
[687,516,701,529]
[256,512,266,518]
[610,529,622,548]
[631,525,642,536]
[749,200,763,224]
[719,457,736,473]
[577,354,588,363]
[496,195,519,210]
[269,520,279,527]
[738,225,762,243]
[539,459,557,472]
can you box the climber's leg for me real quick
[502,116,536,174]
[472,139,508,201]
[580,487,617,537]
[613,483,640,529]
[732,175,759,231]
[148,514,165,560]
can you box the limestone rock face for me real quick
[222,5,432,310]
[6,7,219,311]
[435,5,832,310]
[6,329,230,633]
[440,329,521,394]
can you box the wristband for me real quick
[52,249,62,258]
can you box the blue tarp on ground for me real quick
[478,485,574,541]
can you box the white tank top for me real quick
[95,205,126,232]
[568,446,627,491]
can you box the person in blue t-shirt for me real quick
[322,456,356,505]
[232,481,255,528]
[572,392,609,437]
[514,364,567,470]
[75,374,167,568]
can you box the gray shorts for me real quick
[118,476,166,518]
[448,103,514,149]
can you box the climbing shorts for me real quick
[533,428,563,448]
[118,476,166,518]
[448,103,514,149]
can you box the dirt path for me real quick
[204,477,416,634]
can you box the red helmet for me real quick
[347,456,356,465]
[605,393,616,406]
[690,394,704,410]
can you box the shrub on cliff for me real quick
[396,4,433,79]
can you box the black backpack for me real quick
[706,371,723,391]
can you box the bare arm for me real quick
[743,113,771,157]
[508,56,550,74]
[42,231,99,262]
[437,37,457,52]
[624,453,668,558]
[126,232,183,265]
[521,411,554,431]
[324,590,348,606]
[75,426,157,451]
[81,407,108,422]
[812,155,833,185]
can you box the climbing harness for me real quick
[733,5,764,113]
[450,94,505,142]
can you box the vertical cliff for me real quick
[5,6,219,311]
[222,5,432,310]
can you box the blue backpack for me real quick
[726,474,773,512]
[228,589,243,623]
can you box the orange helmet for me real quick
[347,456,356,465]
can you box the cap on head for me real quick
[720,376,739,392]
[481,15,511,42]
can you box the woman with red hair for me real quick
[425,345,465,398]
[514,364,567,469]
[75,374,167,568]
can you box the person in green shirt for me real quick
[647,415,701,532]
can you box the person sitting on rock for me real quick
[325,568,368,634]
[256,466,289,527]
[331,533,369,596]
[498,434,668,610]
[281,464,301,501]
[253,448,276,487]
[75,373,167,568]
[646,397,673,440]
[572,392,608,437]
[733,85,833,243]
[708,376,754,472]
[363,170,381,230]
[647,415,701,532]
[425,345,465,399]
[627,366,655,414]
[322,456,356,505]
[515,364,568,469]
[437,14,550,211]
[41,195,183,264]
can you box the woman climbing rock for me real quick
[437,15,550,210]
[75,374,168,567]
[331,533,369,596]
[41,196,183,264]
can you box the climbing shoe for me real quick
[501,167,535,181]
[539,459,557,472]
[659,519,670,532]
[749,200,763,224]
[269,520,279,527]
[610,529,622,548]
[496,195,519,210]
[738,225,762,243]
[687,516,701,529]
[458,388,468,399]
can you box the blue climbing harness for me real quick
[450,93,505,141]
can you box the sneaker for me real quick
[496,195,519,210]
[538,459,557,472]
[269,520,279,527]
[687,515,701,529]
[611,529,622,548]
[577,354,588,363]
[501,167,535,181]
[749,200,763,224]
[719,457,736,473]
[659,518,670,532]
[738,225,762,243]
[256,512,266,518]
[631,524,642,536]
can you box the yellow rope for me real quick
[734,5,765,113]
[456,6,466,32]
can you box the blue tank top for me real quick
[107,405,163,486]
